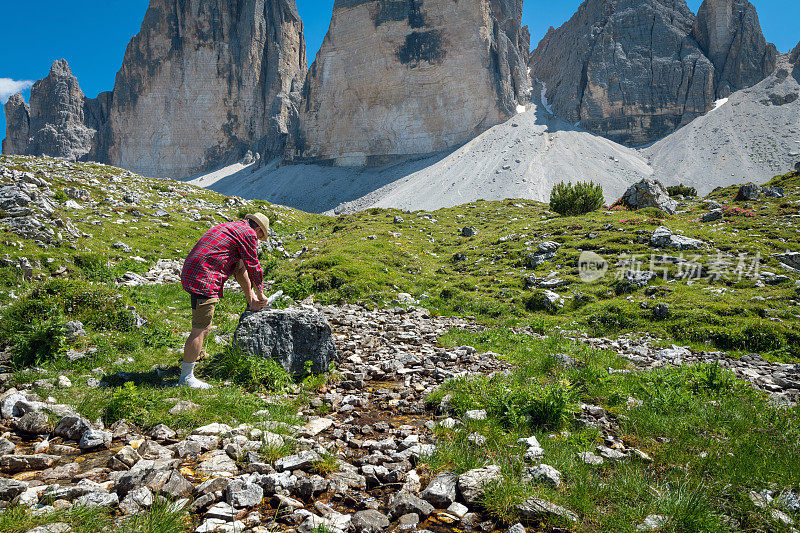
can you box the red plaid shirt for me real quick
[181,220,263,298]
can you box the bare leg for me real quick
[179,326,213,389]
[183,327,211,364]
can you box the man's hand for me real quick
[246,291,281,312]
[247,297,268,312]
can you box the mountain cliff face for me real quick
[529,0,777,146]
[2,94,30,156]
[105,0,307,178]
[2,0,306,179]
[292,0,532,166]
[693,0,778,98]
[2,0,786,176]
[792,42,800,66]
[529,0,715,146]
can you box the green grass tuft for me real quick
[202,345,294,391]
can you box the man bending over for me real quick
[178,213,270,389]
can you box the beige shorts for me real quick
[191,294,219,330]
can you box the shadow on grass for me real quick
[100,366,181,388]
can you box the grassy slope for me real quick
[1,155,799,531]
[0,156,317,435]
[3,155,798,363]
[427,330,800,532]
[267,171,800,362]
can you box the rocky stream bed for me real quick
[1,302,799,532]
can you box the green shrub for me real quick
[10,317,66,368]
[73,253,115,281]
[666,184,698,197]
[53,189,69,202]
[149,183,172,194]
[687,361,735,395]
[53,280,136,331]
[549,181,605,216]
[103,382,157,426]
[0,280,136,346]
[492,382,573,430]
[427,372,574,432]
[635,370,695,414]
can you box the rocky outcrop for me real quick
[292,0,532,166]
[619,179,678,214]
[6,60,102,161]
[791,42,800,67]
[529,0,715,146]
[2,94,30,155]
[233,308,338,375]
[693,0,778,98]
[105,0,307,178]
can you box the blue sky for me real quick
[2,0,798,139]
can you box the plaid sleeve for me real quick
[239,231,264,292]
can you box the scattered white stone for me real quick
[524,464,562,488]
[465,409,487,421]
[772,509,794,525]
[578,451,604,465]
[447,502,469,518]
[749,490,772,509]
[637,514,668,531]
[193,423,232,436]
[301,418,334,437]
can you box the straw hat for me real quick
[245,213,270,241]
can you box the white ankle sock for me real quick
[179,361,212,389]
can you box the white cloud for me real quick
[0,79,33,105]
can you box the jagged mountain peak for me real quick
[46,58,73,77]
[3,0,307,179]
[529,0,781,146]
[529,0,713,146]
[107,0,307,178]
[26,57,99,162]
[693,0,778,98]
[2,95,30,157]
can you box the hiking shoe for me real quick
[178,375,212,390]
